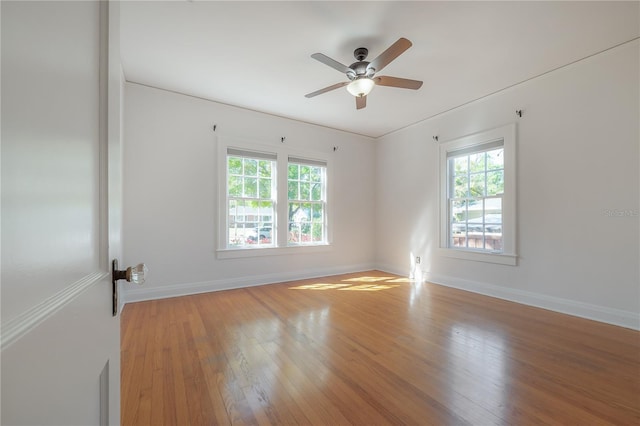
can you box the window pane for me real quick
[451,199,468,223]
[451,199,467,249]
[454,156,468,174]
[244,177,257,197]
[288,203,300,221]
[288,181,298,200]
[301,203,312,221]
[454,175,468,198]
[259,201,273,218]
[486,230,503,251]
[310,167,322,182]
[486,171,504,196]
[485,198,502,226]
[228,199,237,225]
[228,226,243,247]
[469,173,485,197]
[487,148,504,170]
[301,222,311,242]
[228,176,242,197]
[485,212,503,251]
[288,226,300,244]
[288,164,299,180]
[312,204,323,222]
[236,199,246,222]
[244,159,257,176]
[300,182,310,200]
[311,183,322,201]
[228,157,242,174]
[259,178,271,199]
[469,152,485,173]
[300,166,310,181]
[258,160,271,177]
[312,223,323,242]
[467,199,484,232]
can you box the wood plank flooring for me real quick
[121,271,640,425]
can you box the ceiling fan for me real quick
[305,37,423,110]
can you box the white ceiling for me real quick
[120,1,639,138]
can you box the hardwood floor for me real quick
[121,271,640,425]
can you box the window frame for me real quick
[216,137,331,259]
[287,157,328,246]
[439,124,517,265]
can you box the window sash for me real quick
[226,150,276,248]
[287,160,327,245]
[447,146,504,253]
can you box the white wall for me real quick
[122,83,376,302]
[375,40,639,329]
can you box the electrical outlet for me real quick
[415,256,421,264]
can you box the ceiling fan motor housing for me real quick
[348,62,375,80]
[347,47,376,80]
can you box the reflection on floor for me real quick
[121,270,640,425]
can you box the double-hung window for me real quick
[219,140,330,255]
[226,148,276,248]
[287,157,327,245]
[440,124,517,265]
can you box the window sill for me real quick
[438,248,517,266]
[217,244,331,259]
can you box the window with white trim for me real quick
[440,124,517,265]
[287,157,327,245]
[218,139,330,255]
[226,148,276,248]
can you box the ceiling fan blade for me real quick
[367,38,412,73]
[374,76,423,90]
[356,95,366,110]
[305,81,349,98]
[311,53,351,74]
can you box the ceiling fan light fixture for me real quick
[347,78,375,97]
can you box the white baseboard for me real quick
[376,264,639,330]
[435,273,639,330]
[121,263,376,306]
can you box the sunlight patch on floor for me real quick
[289,275,405,291]
[338,284,400,291]
[342,276,396,283]
[289,283,352,290]
[289,282,400,291]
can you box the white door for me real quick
[1,1,123,424]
